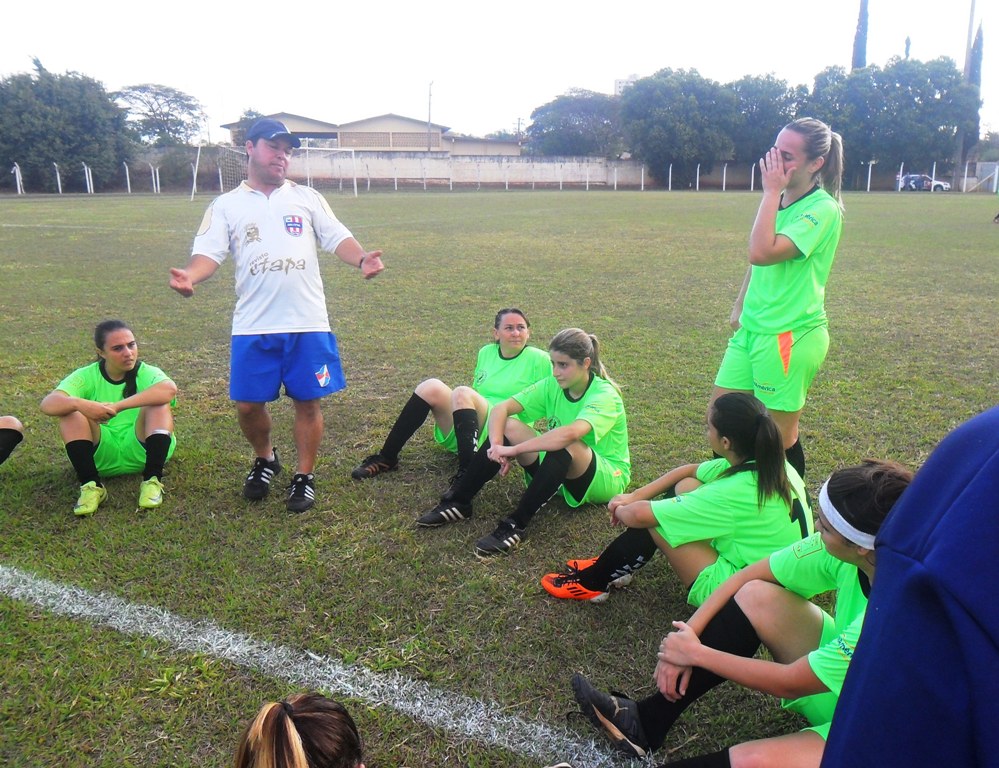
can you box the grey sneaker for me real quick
[570,672,649,758]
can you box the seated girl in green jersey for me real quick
[417,328,630,558]
[40,319,177,517]
[543,393,811,605]
[350,308,551,495]
[570,460,912,767]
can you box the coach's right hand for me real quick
[169,268,195,297]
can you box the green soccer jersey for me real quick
[770,533,869,717]
[472,344,552,407]
[56,360,174,437]
[512,374,630,485]
[740,186,842,334]
[652,458,812,569]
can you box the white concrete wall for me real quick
[289,152,649,188]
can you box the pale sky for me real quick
[3,0,993,142]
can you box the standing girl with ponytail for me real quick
[713,117,844,480]
[40,320,177,516]
[417,328,630,558]
[543,393,811,605]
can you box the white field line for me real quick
[0,563,623,767]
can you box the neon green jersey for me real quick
[512,374,630,485]
[770,533,869,709]
[55,360,174,438]
[740,186,842,333]
[472,344,552,407]
[652,458,812,568]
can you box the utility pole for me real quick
[427,81,433,152]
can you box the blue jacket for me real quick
[822,405,999,767]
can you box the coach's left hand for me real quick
[361,251,385,279]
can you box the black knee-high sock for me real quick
[452,408,479,470]
[66,440,100,486]
[143,432,171,480]
[0,428,23,466]
[577,526,658,590]
[638,598,761,750]
[508,448,572,528]
[656,748,731,767]
[447,438,502,503]
[521,456,540,479]
[785,437,805,479]
[380,393,432,461]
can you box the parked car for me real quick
[899,173,951,191]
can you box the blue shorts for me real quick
[230,332,346,402]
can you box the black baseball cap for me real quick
[245,118,301,148]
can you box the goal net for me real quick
[213,145,358,196]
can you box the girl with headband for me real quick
[570,459,912,767]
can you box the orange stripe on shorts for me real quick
[778,331,793,375]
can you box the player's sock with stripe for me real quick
[637,598,761,749]
[785,438,805,478]
[143,431,172,481]
[0,428,23,466]
[577,526,658,590]
[446,438,502,503]
[452,408,479,469]
[66,439,101,486]
[380,393,431,461]
[654,748,731,767]
[508,448,572,528]
[576,485,676,590]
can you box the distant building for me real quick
[221,112,521,157]
[614,74,642,95]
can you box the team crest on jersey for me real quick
[284,215,304,237]
[315,364,331,387]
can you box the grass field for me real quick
[1,189,997,768]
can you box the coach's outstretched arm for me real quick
[169,255,221,297]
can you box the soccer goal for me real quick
[211,145,358,196]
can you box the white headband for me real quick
[819,480,876,549]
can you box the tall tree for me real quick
[804,65,880,185]
[961,24,984,162]
[806,56,979,180]
[116,83,206,146]
[0,60,132,192]
[526,90,622,157]
[852,0,869,70]
[620,69,737,186]
[726,74,807,163]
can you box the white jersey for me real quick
[192,181,354,335]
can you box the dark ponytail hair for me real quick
[234,692,363,768]
[94,319,139,398]
[711,393,791,511]
[824,459,913,542]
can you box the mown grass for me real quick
[1,189,997,767]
